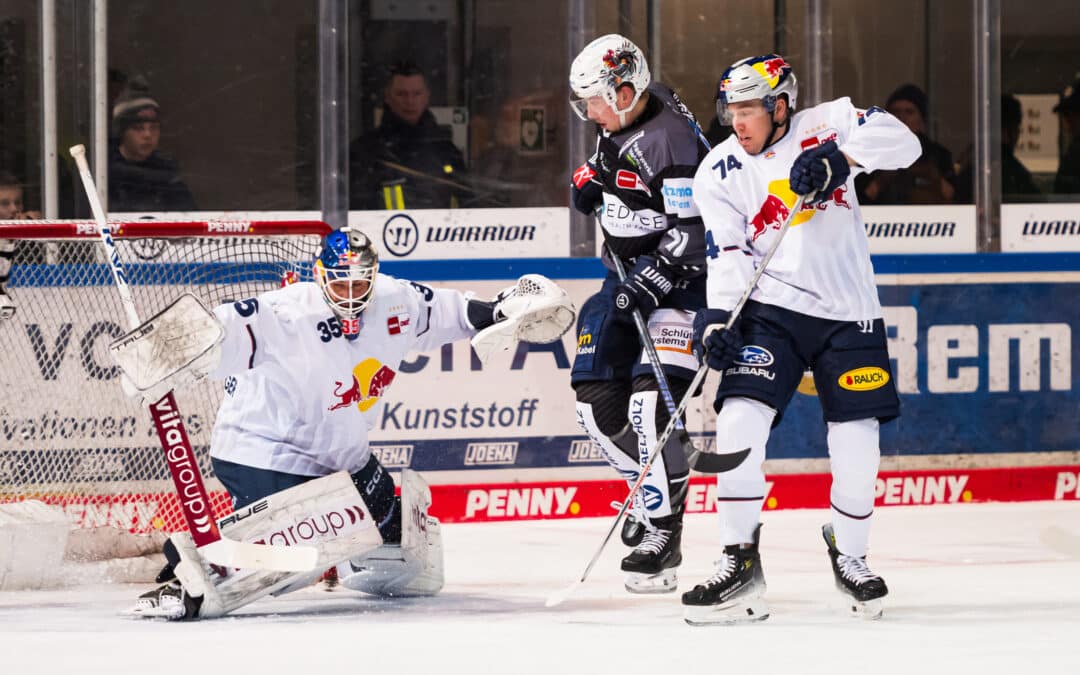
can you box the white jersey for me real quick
[206,276,475,476]
[693,97,920,321]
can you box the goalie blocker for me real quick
[131,469,444,620]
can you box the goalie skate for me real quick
[822,523,887,619]
[126,580,202,621]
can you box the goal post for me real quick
[0,219,330,587]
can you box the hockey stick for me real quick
[546,194,806,607]
[608,249,704,468]
[69,144,318,572]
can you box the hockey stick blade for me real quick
[199,538,320,572]
[545,579,584,608]
[688,447,744,474]
[1040,526,1080,559]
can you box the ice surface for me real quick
[2,501,1078,675]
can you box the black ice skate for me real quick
[620,514,681,593]
[681,524,768,625]
[822,523,888,619]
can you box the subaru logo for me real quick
[736,345,774,366]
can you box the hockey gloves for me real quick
[789,140,850,205]
[613,256,675,320]
[571,157,604,215]
[692,308,743,372]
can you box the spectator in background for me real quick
[0,171,40,320]
[109,78,197,212]
[857,84,955,204]
[0,171,42,221]
[955,94,1040,203]
[1053,78,1080,194]
[349,61,469,210]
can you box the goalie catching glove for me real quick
[469,274,576,364]
[109,294,224,404]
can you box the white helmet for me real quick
[314,227,379,333]
[569,34,651,127]
[716,54,798,125]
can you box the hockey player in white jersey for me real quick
[114,227,574,620]
[568,35,710,595]
[682,55,920,624]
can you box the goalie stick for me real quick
[546,194,807,608]
[69,144,317,573]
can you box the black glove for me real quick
[692,308,743,372]
[571,158,604,214]
[789,140,851,205]
[613,256,674,320]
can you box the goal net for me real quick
[0,219,329,587]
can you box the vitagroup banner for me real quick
[349,207,570,259]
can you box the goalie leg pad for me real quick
[130,471,383,620]
[341,469,445,597]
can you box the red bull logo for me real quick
[750,179,818,240]
[328,358,397,412]
[815,185,852,211]
[750,194,791,241]
[752,57,789,87]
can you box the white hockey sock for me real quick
[714,397,774,546]
[628,390,675,518]
[827,418,881,557]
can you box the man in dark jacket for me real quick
[1054,79,1080,195]
[108,79,197,212]
[349,62,468,210]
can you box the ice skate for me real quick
[620,514,681,593]
[126,580,202,621]
[612,494,648,547]
[682,525,768,625]
[822,523,888,619]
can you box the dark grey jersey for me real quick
[593,82,710,276]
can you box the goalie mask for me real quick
[569,34,651,129]
[314,227,379,333]
[716,54,798,126]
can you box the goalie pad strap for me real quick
[466,299,497,330]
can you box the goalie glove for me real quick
[470,274,576,364]
[110,294,225,404]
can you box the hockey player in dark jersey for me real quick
[568,34,710,594]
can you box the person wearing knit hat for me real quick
[856,83,956,204]
[107,78,196,212]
